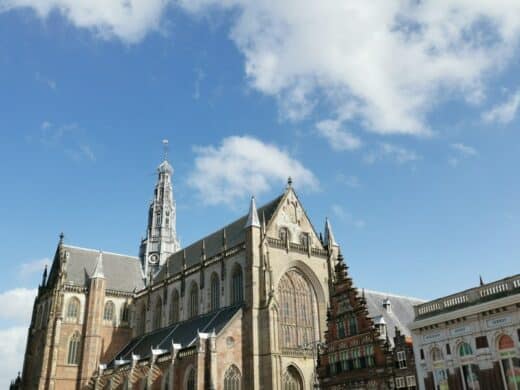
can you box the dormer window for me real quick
[299,233,309,248]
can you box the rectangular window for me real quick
[406,375,416,387]
[446,343,451,355]
[397,350,407,369]
[396,377,406,388]
[476,336,489,349]
[420,349,425,360]
[337,320,346,338]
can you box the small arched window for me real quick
[431,347,443,362]
[189,283,199,319]
[224,365,241,390]
[67,297,80,321]
[279,227,289,242]
[67,331,81,365]
[170,289,180,323]
[498,334,514,350]
[121,303,129,323]
[103,301,115,323]
[154,297,163,330]
[210,273,220,311]
[459,342,473,357]
[186,368,196,390]
[299,233,309,247]
[231,265,243,305]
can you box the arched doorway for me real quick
[282,365,303,390]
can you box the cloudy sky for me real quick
[1,0,520,385]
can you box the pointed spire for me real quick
[41,264,48,287]
[92,251,105,279]
[59,232,64,245]
[261,210,267,236]
[479,275,484,286]
[245,196,260,228]
[324,217,337,247]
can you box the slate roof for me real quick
[154,194,283,282]
[361,289,424,347]
[58,245,145,293]
[108,304,242,367]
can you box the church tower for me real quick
[139,140,181,279]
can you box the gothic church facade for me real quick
[20,155,341,390]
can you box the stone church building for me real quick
[18,151,420,390]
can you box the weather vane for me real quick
[162,139,169,161]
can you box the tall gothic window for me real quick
[223,365,241,390]
[278,270,315,349]
[103,301,115,323]
[121,303,129,323]
[189,282,199,319]
[210,273,220,311]
[67,297,80,321]
[186,368,196,390]
[170,289,180,323]
[282,366,303,390]
[231,264,243,305]
[154,297,162,330]
[67,331,81,365]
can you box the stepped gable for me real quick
[108,304,243,366]
[361,289,424,347]
[48,244,145,293]
[154,194,283,281]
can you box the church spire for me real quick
[92,251,105,279]
[139,140,181,280]
[245,196,260,228]
[324,217,337,247]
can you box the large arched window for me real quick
[66,297,80,322]
[231,264,243,305]
[103,301,115,323]
[282,366,303,390]
[277,270,315,349]
[498,334,520,390]
[67,331,81,365]
[224,365,241,390]
[170,289,180,324]
[189,282,199,319]
[210,273,220,311]
[186,368,196,390]
[154,297,163,330]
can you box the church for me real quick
[18,148,419,390]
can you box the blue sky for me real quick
[1,1,520,385]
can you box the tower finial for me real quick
[162,139,169,161]
[245,196,260,228]
[287,176,293,187]
[59,232,64,244]
[92,251,105,279]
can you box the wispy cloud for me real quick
[35,72,56,90]
[482,90,520,124]
[0,288,37,323]
[364,143,420,165]
[18,257,50,279]
[448,142,478,167]
[188,135,318,206]
[315,119,362,151]
[331,204,365,228]
[336,173,360,189]
[26,122,96,162]
[193,68,206,100]
[0,326,30,388]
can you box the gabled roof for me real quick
[107,304,242,367]
[57,245,144,292]
[361,289,424,347]
[154,194,283,282]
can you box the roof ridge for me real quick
[359,288,425,302]
[62,244,139,260]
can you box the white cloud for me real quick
[18,258,50,278]
[0,0,171,43]
[35,72,56,90]
[451,143,478,157]
[188,135,318,205]
[0,326,28,389]
[315,119,362,151]
[331,204,365,228]
[364,143,419,165]
[179,0,520,135]
[482,90,520,124]
[449,142,478,167]
[336,173,360,189]
[0,288,37,323]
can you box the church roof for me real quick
[360,289,424,347]
[58,245,144,292]
[107,304,242,367]
[154,194,283,282]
